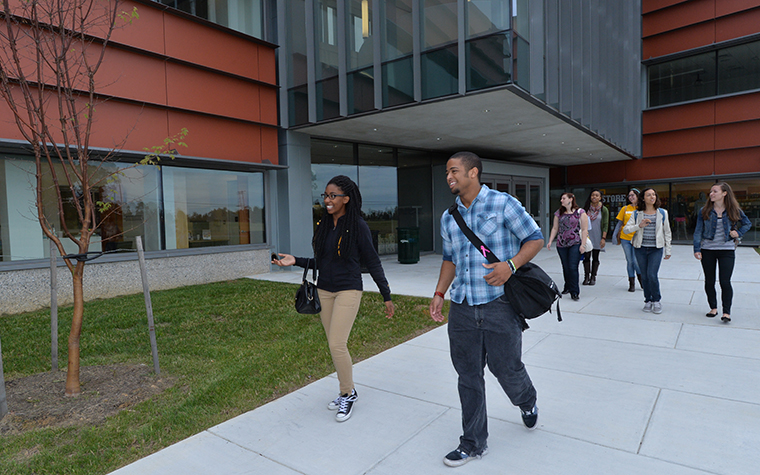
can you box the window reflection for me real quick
[160,0,262,39]
[316,0,340,79]
[422,45,458,100]
[348,0,374,71]
[422,0,458,49]
[163,168,265,249]
[466,33,511,91]
[467,0,510,38]
[383,0,413,60]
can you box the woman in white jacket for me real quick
[623,188,672,314]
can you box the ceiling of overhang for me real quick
[292,87,636,167]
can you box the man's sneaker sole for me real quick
[443,447,488,467]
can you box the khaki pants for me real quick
[317,289,362,395]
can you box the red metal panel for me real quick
[716,0,760,17]
[90,102,171,154]
[643,127,715,157]
[163,14,262,81]
[716,8,760,42]
[97,48,168,105]
[109,0,166,55]
[714,120,760,150]
[714,147,760,174]
[643,0,690,15]
[643,102,715,134]
[643,22,715,59]
[626,152,715,181]
[259,88,279,126]
[261,127,279,165]
[714,92,760,124]
[643,0,715,38]
[165,63,262,122]
[168,111,264,163]
[259,48,277,85]
[566,161,628,186]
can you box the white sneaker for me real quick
[327,394,342,410]
[652,302,662,314]
[643,302,652,312]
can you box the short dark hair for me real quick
[449,151,482,181]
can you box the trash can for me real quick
[397,227,420,264]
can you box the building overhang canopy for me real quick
[292,86,636,167]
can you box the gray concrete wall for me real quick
[0,248,270,315]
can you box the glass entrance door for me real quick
[483,175,544,236]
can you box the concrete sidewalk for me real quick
[111,245,760,475]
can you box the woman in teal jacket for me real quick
[693,182,752,323]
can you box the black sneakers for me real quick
[335,388,358,422]
[521,404,539,430]
[443,446,488,467]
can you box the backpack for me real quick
[448,204,562,330]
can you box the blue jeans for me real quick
[621,239,641,278]
[634,246,664,303]
[448,297,537,455]
[556,244,581,295]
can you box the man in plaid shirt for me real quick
[430,152,544,468]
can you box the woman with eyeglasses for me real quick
[615,189,642,292]
[272,175,394,423]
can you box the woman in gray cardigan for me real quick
[624,188,672,314]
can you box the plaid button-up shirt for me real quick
[442,185,544,306]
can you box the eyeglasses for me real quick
[321,193,347,200]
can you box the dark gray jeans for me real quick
[448,296,537,455]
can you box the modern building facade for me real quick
[2,0,759,313]
[555,0,760,245]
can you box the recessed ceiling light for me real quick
[561,141,565,145]
[483,109,490,113]
[436,137,441,141]
[576,148,580,151]
[373,128,377,131]
[515,122,522,126]
[542,133,546,137]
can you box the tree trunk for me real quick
[65,263,85,397]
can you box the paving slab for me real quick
[640,389,760,475]
[109,245,760,475]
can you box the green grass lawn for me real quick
[0,278,446,474]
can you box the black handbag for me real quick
[295,259,321,314]
[448,204,561,330]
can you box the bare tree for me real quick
[0,0,148,396]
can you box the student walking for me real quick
[693,182,752,323]
[623,188,672,314]
[546,193,589,300]
[273,175,394,422]
[429,152,543,468]
[582,189,609,286]
[615,189,642,292]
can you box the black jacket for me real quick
[295,217,392,301]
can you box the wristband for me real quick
[434,291,445,299]
[507,259,517,273]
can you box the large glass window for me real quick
[348,68,375,114]
[718,42,760,96]
[162,168,265,250]
[382,57,414,107]
[160,0,263,38]
[466,33,511,91]
[647,39,760,108]
[467,0,510,38]
[0,156,160,261]
[649,52,716,107]
[348,0,374,71]
[358,145,398,254]
[383,0,414,61]
[398,149,434,251]
[422,0,458,49]
[288,0,309,125]
[316,77,341,121]
[422,45,458,100]
[316,0,340,79]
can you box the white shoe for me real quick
[652,302,662,314]
[643,302,652,312]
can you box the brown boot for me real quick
[628,277,635,292]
